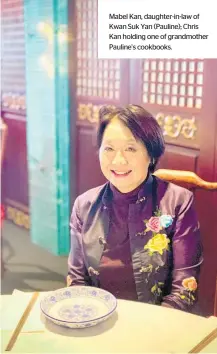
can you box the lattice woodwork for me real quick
[142,59,204,109]
[1,0,26,103]
[76,0,120,100]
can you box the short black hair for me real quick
[97,104,165,172]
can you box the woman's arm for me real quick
[162,191,203,312]
[67,197,87,286]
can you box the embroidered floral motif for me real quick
[145,216,162,233]
[179,277,197,305]
[140,264,161,284]
[145,214,173,233]
[140,264,153,273]
[151,282,164,296]
[154,207,162,217]
[144,233,170,256]
[182,277,198,291]
[159,215,173,228]
[136,211,173,237]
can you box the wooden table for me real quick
[1,291,217,353]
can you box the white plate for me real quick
[40,286,117,329]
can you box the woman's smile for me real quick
[111,170,132,178]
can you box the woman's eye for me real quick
[104,147,114,152]
[126,147,136,152]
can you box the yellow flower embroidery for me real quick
[151,282,164,295]
[179,277,197,305]
[144,233,170,255]
[182,277,197,291]
[140,264,153,273]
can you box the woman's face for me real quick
[99,117,151,193]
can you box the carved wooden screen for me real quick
[1,0,26,113]
[74,0,129,195]
[130,59,204,152]
[130,58,216,191]
[1,0,29,228]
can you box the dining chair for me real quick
[1,118,8,277]
[154,168,217,317]
[154,169,217,190]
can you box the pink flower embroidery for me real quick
[146,216,162,233]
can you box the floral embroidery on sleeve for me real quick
[182,277,197,291]
[179,277,197,305]
[151,282,164,297]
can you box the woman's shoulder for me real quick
[156,176,193,195]
[155,176,194,209]
[74,183,108,209]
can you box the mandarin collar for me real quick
[102,173,153,207]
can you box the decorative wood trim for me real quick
[5,199,29,229]
[77,103,101,123]
[2,112,26,121]
[156,112,197,139]
[5,199,29,213]
[1,93,26,111]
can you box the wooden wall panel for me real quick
[1,0,26,109]
[193,60,217,315]
[130,59,204,150]
[1,113,29,229]
[76,125,106,196]
[1,114,28,206]
[158,145,198,171]
[1,0,28,227]
[73,0,130,197]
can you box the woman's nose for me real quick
[112,151,127,165]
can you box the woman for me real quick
[67,104,203,312]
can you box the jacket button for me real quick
[88,267,99,276]
[136,197,146,203]
[99,236,107,246]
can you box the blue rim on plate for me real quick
[40,286,117,325]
